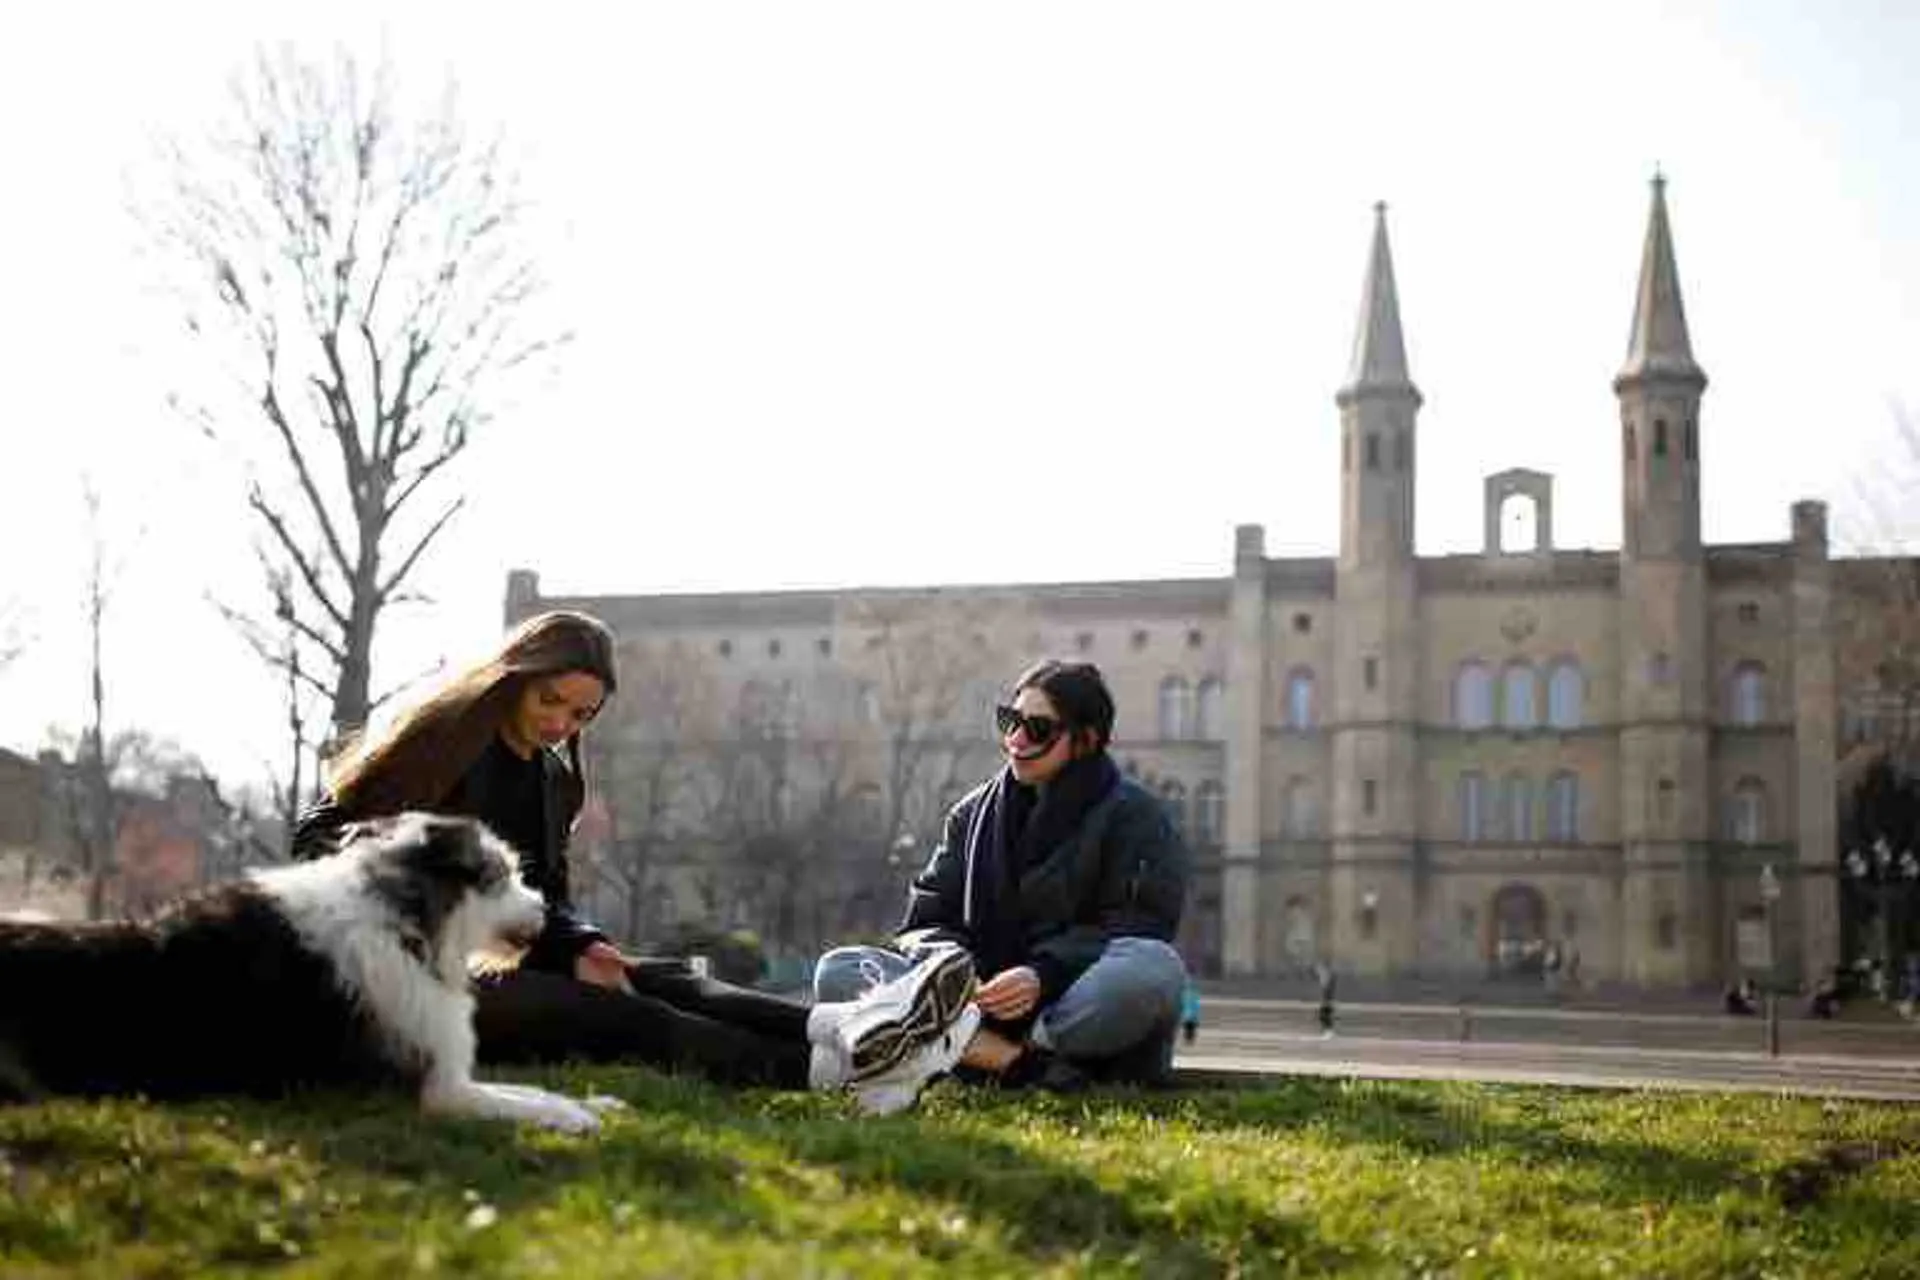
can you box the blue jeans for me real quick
[814,937,1188,1082]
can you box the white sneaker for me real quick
[852,1004,982,1116]
[829,946,977,1082]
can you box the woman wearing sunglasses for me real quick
[814,658,1191,1094]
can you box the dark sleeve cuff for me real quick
[1030,953,1075,1008]
[523,912,608,975]
[290,799,350,862]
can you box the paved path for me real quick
[1201,995,1920,1057]
[1174,997,1920,1101]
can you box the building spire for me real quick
[1338,201,1419,405]
[1616,174,1706,390]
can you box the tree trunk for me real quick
[332,568,381,739]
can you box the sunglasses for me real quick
[995,703,1067,748]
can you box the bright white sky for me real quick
[1,0,1916,789]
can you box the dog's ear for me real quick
[413,816,511,891]
[361,814,488,968]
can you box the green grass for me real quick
[2,1069,1917,1278]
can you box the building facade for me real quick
[513,179,1894,992]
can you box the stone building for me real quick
[512,178,1908,991]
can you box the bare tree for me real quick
[71,481,119,920]
[46,723,203,920]
[192,770,288,881]
[585,640,725,945]
[1839,403,1920,770]
[784,674,885,944]
[576,599,1026,950]
[148,47,564,743]
[686,677,798,934]
[844,592,1030,851]
[211,558,323,837]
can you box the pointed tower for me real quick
[1331,203,1423,977]
[1614,174,1714,987]
[1337,202,1422,567]
[1616,173,1706,558]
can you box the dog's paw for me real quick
[532,1097,602,1135]
[581,1094,629,1115]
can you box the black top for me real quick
[466,736,547,869]
[289,736,606,975]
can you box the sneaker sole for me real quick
[845,949,978,1081]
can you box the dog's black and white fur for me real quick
[0,812,619,1132]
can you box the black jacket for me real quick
[897,772,1188,1005]
[289,745,607,975]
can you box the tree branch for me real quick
[246,486,349,634]
[375,497,464,605]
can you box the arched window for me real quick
[1501,662,1537,729]
[1454,661,1493,730]
[1727,778,1767,846]
[1162,781,1188,835]
[1505,772,1533,842]
[1546,772,1580,842]
[1158,676,1192,740]
[1283,775,1317,837]
[1729,663,1766,726]
[1547,661,1585,730]
[1196,677,1225,740]
[1499,494,1538,554]
[1195,781,1224,845]
[1458,772,1487,842]
[1284,668,1317,730]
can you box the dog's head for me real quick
[351,813,547,984]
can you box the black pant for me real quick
[472,960,813,1089]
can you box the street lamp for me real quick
[1843,835,1919,999]
[1759,863,1781,1057]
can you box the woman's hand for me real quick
[974,965,1041,1020]
[574,941,634,994]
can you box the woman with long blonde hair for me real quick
[294,610,976,1110]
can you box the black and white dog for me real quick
[0,812,619,1133]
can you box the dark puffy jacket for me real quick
[898,775,1188,1005]
[289,748,606,975]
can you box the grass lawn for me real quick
[2,1068,1917,1278]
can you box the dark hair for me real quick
[1012,658,1116,750]
[326,610,619,818]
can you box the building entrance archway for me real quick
[1490,883,1548,975]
